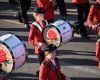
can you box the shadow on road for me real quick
[5,72,38,80]
[60,58,97,66]
[57,50,95,56]
[71,77,100,80]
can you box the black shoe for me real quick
[73,22,80,34]
[24,24,30,30]
[14,13,24,23]
[81,35,90,39]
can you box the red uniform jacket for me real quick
[96,40,100,60]
[87,3,100,28]
[36,0,54,20]
[72,0,89,4]
[28,20,47,54]
[96,40,100,69]
[0,75,3,80]
[39,57,66,80]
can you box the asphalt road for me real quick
[0,0,100,80]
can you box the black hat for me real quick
[41,44,57,52]
[33,7,44,14]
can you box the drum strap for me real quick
[32,22,42,32]
[32,20,48,32]
[44,19,48,26]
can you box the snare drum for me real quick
[0,33,27,75]
[43,20,73,47]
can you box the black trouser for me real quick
[47,19,54,24]
[9,0,15,3]
[37,52,45,65]
[74,3,90,35]
[18,0,31,24]
[56,0,66,16]
[35,52,45,77]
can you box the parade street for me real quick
[0,0,100,80]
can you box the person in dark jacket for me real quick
[17,0,31,29]
[55,0,67,16]
[72,0,90,39]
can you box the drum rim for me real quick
[7,34,27,69]
[0,41,14,74]
[0,33,27,75]
[15,34,28,67]
[43,25,62,47]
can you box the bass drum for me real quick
[43,20,73,47]
[0,33,27,75]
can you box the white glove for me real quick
[38,42,43,47]
[92,25,98,30]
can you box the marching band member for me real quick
[36,0,55,23]
[39,44,71,80]
[87,0,100,69]
[28,7,48,76]
[87,0,100,34]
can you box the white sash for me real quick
[32,20,48,32]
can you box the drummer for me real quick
[87,0,100,34]
[39,44,71,80]
[87,0,100,69]
[28,7,48,76]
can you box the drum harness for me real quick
[32,19,48,32]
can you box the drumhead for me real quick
[0,33,27,76]
[43,25,61,47]
[0,43,13,75]
[43,20,73,47]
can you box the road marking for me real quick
[28,55,72,79]
[28,55,38,58]
[28,55,100,75]
[65,63,100,74]
[1,19,22,25]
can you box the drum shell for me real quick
[43,20,73,47]
[0,33,27,74]
[51,20,73,45]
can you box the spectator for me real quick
[72,0,90,39]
